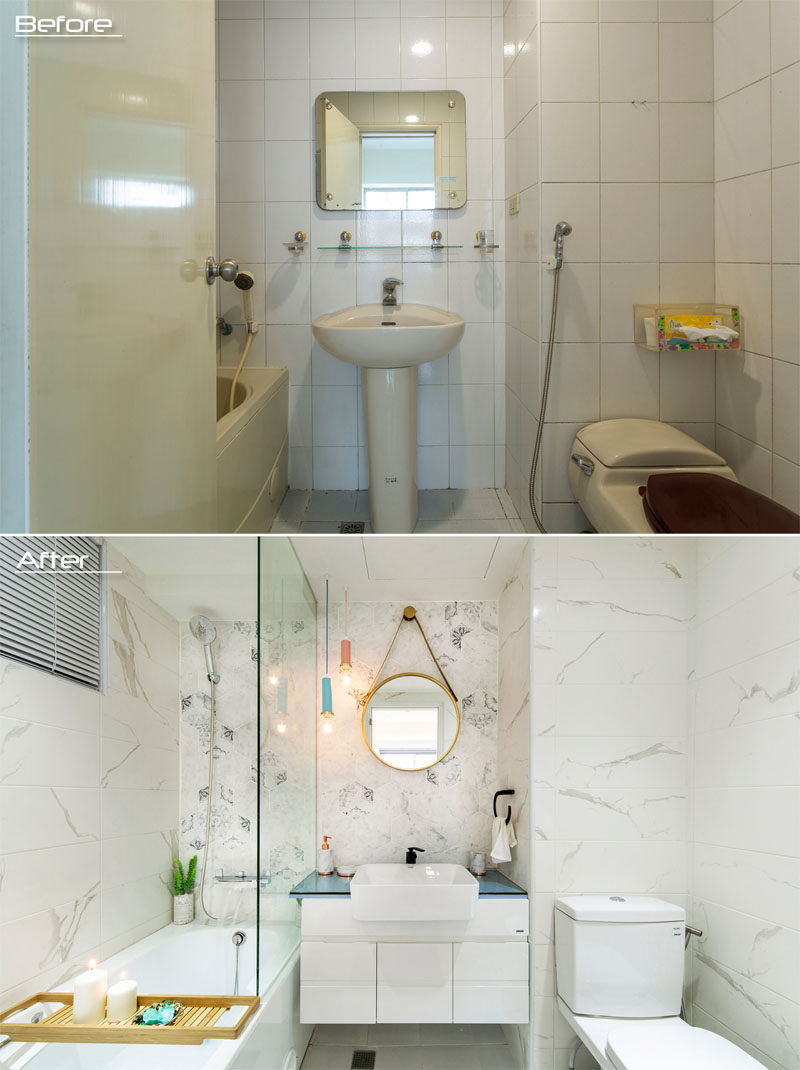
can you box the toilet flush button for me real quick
[609,896,626,902]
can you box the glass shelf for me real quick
[316,244,464,250]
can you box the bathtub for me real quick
[1,921,310,1070]
[216,366,289,533]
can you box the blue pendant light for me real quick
[320,578,334,732]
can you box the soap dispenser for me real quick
[317,836,334,876]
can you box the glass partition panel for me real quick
[256,537,317,996]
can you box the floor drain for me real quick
[351,1051,376,1070]
[339,521,366,533]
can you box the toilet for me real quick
[568,418,800,534]
[554,895,765,1070]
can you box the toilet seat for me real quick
[557,999,765,1070]
[606,1020,766,1069]
[642,472,800,534]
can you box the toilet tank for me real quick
[554,896,685,1018]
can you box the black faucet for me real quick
[405,847,425,864]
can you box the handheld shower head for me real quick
[234,271,257,333]
[190,614,219,683]
[553,221,572,269]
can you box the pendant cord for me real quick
[325,579,329,675]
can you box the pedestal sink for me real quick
[312,303,465,533]
[350,863,478,921]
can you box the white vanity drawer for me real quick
[301,940,376,982]
[453,941,529,981]
[377,943,452,1023]
[453,983,529,1024]
[301,983,376,1024]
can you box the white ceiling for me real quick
[109,536,258,621]
[108,535,529,620]
[290,535,529,602]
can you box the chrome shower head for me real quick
[553,221,572,269]
[190,614,219,683]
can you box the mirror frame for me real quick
[314,90,468,212]
[361,671,460,773]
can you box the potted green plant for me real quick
[172,855,197,925]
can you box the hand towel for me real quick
[490,816,512,863]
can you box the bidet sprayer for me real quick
[234,271,258,334]
[553,221,572,269]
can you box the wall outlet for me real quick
[508,193,520,215]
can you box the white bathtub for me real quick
[1,922,310,1070]
[216,366,289,533]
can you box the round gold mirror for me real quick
[362,672,460,772]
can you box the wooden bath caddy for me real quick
[0,992,260,1046]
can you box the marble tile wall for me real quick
[317,598,504,867]
[689,537,800,1070]
[531,535,693,1069]
[179,602,317,921]
[0,544,179,1009]
[497,539,533,1068]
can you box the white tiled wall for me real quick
[531,536,693,1068]
[216,0,507,491]
[713,0,800,513]
[689,537,800,1070]
[0,546,179,1009]
[505,0,719,532]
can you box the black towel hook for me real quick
[493,789,514,825]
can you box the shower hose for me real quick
[527,261,564,534]
[228,331,254,415]
[199,677,219,921]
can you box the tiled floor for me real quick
[299,1023,516,1070]
[271,488,524,534]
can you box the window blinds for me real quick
[0,536,103,690]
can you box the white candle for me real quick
[106,974,138,1022]
[72,960,107,1025]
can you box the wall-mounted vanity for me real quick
[291,868,528,1025]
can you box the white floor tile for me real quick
[450,488,508,519]
[312,1024,369,1046]
[419,1044,482,1069]
[301,1044,354,1070]
[477,1044,516,1069]
[304,490,358,521]
[417,1025,473,1045]
[368,1024,421,1045]
[376,1046,425,1068]
[418,489,455,519]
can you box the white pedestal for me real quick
[362,366,418,534]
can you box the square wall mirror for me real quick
[314,90,467,211]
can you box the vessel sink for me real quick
[350,863,478,921]
[312,304,465,369]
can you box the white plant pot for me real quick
[173,892,194,925]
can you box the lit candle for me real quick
[106,973,138,1022]
[72,960,107,1024]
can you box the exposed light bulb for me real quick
[276,721,287,734]
[322,717,333,734]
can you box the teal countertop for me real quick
[290,868,527,899]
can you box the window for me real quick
[0,536,104,690]
[361,132,436,211]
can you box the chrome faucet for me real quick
[382,277,403,307]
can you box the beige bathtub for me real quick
[216,366,289,532]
